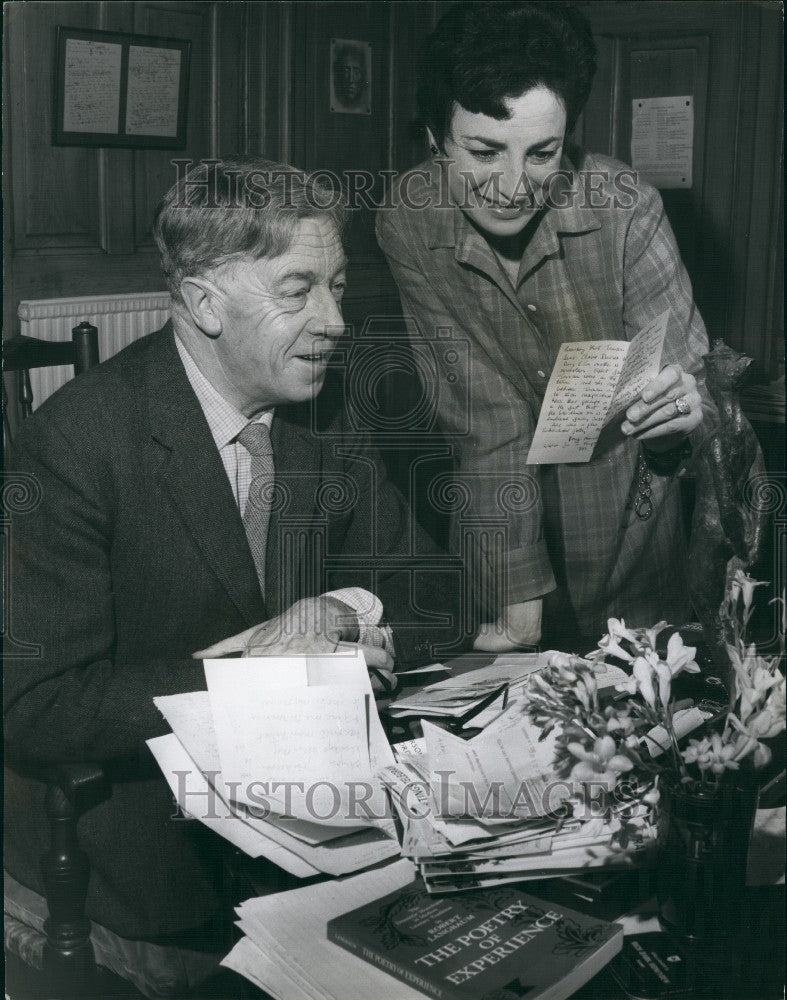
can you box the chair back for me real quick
[2,320,99,443]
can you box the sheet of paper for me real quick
[213,685,369,790]
[63,38,122,133]
[154,690,220,772]
[204,654,389,827]
[146,734,320,875]
[154,690,360,845]
[421,707,565,822]
[527,340,629,463]
[527,310,669,464]
[607,309,670,418]
[126,45,181,136]
[632,96,694,189]
[223,935,319,1000]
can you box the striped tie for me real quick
[238,421,275,596]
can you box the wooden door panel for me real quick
[8,2,104,253]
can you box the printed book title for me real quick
[410,902,562,986]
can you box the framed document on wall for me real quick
[53,26,190,148]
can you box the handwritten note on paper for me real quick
[126,46,181,136]
[203,656,378,826]
[527,308,669,464]
[63,38,122,133]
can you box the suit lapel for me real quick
[145,325,265,625]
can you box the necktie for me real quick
[238,421,275,596]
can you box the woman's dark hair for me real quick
[418,1,597,147]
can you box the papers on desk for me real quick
[383,661,659,895]
[148,651,400,878]
[222,859,425,1000]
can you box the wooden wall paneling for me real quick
[622,36,709,276]
[245,1,287,160]
[387,0,435,174]
[726,1,784,370]
[7,1,105,255]
[575,33,618,156]
[131,1,222,251]
[576,2,744,348]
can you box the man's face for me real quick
[212,217,346,415]
[340,54,364,101]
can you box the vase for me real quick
[656,775,759,941]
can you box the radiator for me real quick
[17,291,171,409]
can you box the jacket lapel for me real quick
[266,406,323,617]
[145,325,266,625]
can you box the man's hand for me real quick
[194,596,359,657]
[192,595,396,695]
[473,598,542,652]
[621,364,703,452]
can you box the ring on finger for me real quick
[674,395,691,416]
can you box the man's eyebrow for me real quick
[275,263,347,285]
[275,269,317,284]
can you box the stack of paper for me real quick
[222,860,423,1000]
[382,655,658,894]
[147,651,400,878]
[387,653,547,729]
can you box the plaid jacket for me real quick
[376,151,717,639]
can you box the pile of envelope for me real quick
[381,656,659,894]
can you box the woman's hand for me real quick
[473,598,542,652]
[621,364,703,452]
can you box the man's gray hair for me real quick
[153,157,349,301]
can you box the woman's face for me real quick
[440,86,567,239]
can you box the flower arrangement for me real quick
[526,570,785,847]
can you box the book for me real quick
[327,876,624,1000]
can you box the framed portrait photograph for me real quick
[53,26,190,148]
[330,38,371,115]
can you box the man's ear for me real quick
[179,277,223,337]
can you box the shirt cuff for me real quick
[322,588,394,653]
[496,542,557,605]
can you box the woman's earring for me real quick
[429,143,439,155]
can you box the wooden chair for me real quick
[3,321,110,998]
[3,321,100,446]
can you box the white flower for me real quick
[597,618,637,663]
[653,658,673,707]
[665,632,700,676]
[639,621,671,652]
[567,736,636,794]
[731,569,768,614]
[633,655,658,709]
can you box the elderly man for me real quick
[4,158,460,994]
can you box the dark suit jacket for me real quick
[4,324,462,938]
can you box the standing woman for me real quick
[376,0,715,650]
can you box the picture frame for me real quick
[53,26,190,148]
[330,38,371,115]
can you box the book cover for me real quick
[327,877,623,1000]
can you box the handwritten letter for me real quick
[63,38,122,133]
[527,309,669,464]
[126,46,181,136]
